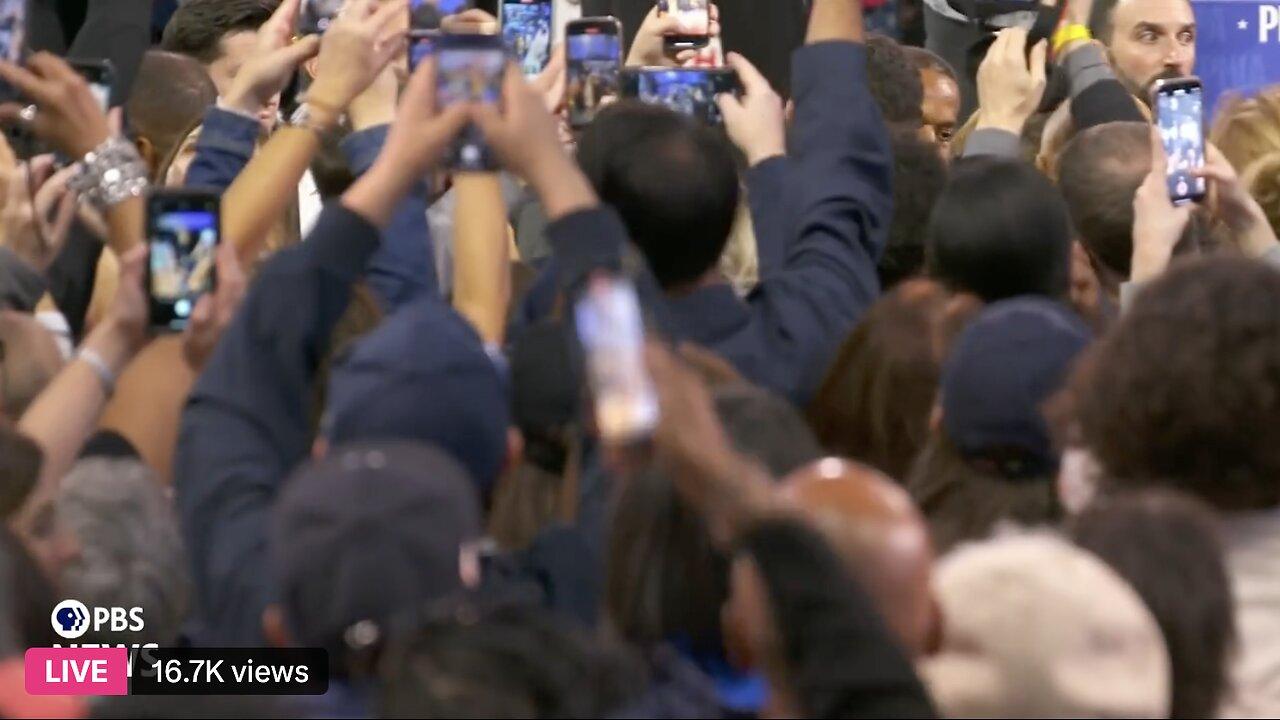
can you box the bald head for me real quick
[781,458,935,656]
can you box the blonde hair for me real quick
[1210,86,1280,173]
[1242,152,1280,238]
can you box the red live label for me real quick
[25,647,129,695]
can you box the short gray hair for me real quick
[58,458,190,645]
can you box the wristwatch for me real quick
[289,101,341,135]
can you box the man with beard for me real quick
[1088,0,1196,100]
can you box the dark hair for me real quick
[904,45,959,84]
[882,130,949,289]
[1088,0,1121,42]
[577,102,740,288]
[927,156,1073,302]
[866,34,925,127]
[378,600,644,718]
[905,433,1060,554]
[809,280,979,481]
[606,384,822,651]
[1069,257,1280,511]
[126,51,219,179]
[0,526,58,650]
[1069,489,1235,719]
[160,0,278,64]
[1057,122,1150,279]
[310,121,357,200]
[0,425,42,519]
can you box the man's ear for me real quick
[303,56,320,82]
[134,136,157,180]
[262,605,292,648]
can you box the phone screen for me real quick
[624,69,738,125]
[437,41,505,171]
[1155,82,1206,204]
[660,0,709,44]
[409,32,437,70]
[0,0,26,103]
[501,0,552,76]
[148,195,219,332]
[574,275,659,443]
[70,61,113,112]
[567,25,621,128]
[298,0,344,34]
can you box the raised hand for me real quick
[1195,143,1279,258]
[0,53,112,158]
[627,3,722,67]
[975,27,1048,135]
[222,0,321,122]
[716,53,785,166]
[183,242,248,372]
[307,0,410,117]
[1131,126,1193,283]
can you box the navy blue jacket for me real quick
[183,108,438,309]
[521,42,893,404]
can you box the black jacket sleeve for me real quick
[739,518,937,719]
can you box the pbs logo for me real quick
[51,599,90,639]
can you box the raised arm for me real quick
[175,56,468,643]
[216,0,409,265]
[747,0,893,402]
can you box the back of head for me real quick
[1070,257,1280,511]
[881,130,949,289]
[1209,86,1280,175]
[1242,152,1280,238]
[922,532,1170,718]
[1057,122,1151,280]
[904,46,959,84]
[325,298,510,493]
[808,279,966,480]
[58,458,190,645]
[160,0,277,64]
[126,51,219,177]
[866,34,924,128]
[928,157,1073,301]
[1069,489,1235,719]
[0,311,64,418]
[274,442,482,653]
[576,102,740,287]
[606,383,822,650]
[0,426,41,520]
[782,458,935,656]
[379,601,644,718]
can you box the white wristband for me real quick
[77,347,117,397]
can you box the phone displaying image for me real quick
[621,67,739,125]
[68,59,114,111]
[436,34,506,171]
[574,274,659,443]
[147,190,219,332]
[658,0,709,50]
[0,0,27,104]
[1153,77,1206,205]
[500,0,553,76]
[298,0,344,35]
[566,18,622,129]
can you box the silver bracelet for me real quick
[76,347,117,397]
[66,137,150,210]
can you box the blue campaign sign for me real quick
[1193,0,1280,116]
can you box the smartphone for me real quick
[146,190,220,332]
[574,274,660,443]
[409,31,438,70]
[435,33,506,172]
[658,0,709,51]
[566,18,623,129]
[1152,76,1206,205]
[500,0,553,76]
[68,59,114,111]
[298,0,344,35]
[621,67,739,125]
[0,0,27,104]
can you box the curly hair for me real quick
[1069,257,1280,510]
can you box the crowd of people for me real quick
[1,0,1280,717]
